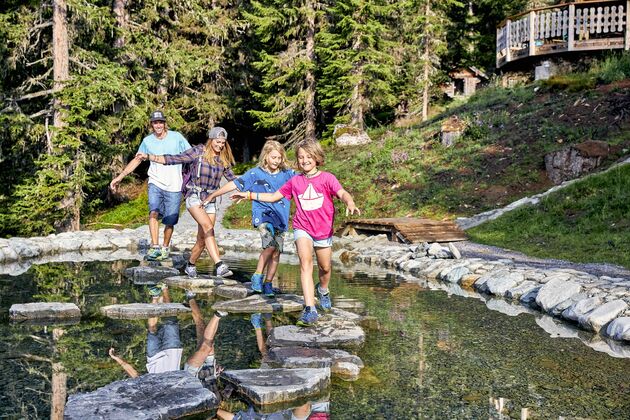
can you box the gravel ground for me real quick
[456,240,630,279]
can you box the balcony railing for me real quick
[497,0,630,68]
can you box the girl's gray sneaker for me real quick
[184,263,198,278]
[215,262,233,278]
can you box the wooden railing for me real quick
[497,0,630,68]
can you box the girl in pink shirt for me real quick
[232,141,360,326]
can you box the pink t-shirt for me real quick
[279,171,342,240]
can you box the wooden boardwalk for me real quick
[339,218,467,244]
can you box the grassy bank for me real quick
[468,164,630,268]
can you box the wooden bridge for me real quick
[339,218,467,244]
[497,0,630,68]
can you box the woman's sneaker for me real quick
[146,247,161,261]
[262,281,275,297]
[156,246,170,261]
[148,282,166,298]
[250,273,264,293]
[296,306,318,327]
[215,262,233,278]
[316,283,332,312]
[184,263,198,278]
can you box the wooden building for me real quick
[442,67,489,98]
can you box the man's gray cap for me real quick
[149,110,166,122]
[207,126,228,139]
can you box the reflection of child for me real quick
[207,141,296,295]
[217,401,331,420]
[232,141,360,327]
[108,286,225,379]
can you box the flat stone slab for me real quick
[267,316,365,350]
[124,266,180,285]
[262,346,364,380]
[64,371,218,419]
[332,297,365,313]
[100,303,191,319]
[9,302,80,321]
[578,300,628,333]
[220,368,329,406]
[214,283,255,299]
[163,275,239,289]
[212,294,304,314]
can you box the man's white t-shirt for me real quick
[138,130,191,192]
[146,348,183,373]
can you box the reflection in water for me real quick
[218,400,330,420]
[1,256,630,418]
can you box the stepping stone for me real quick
[100,303,191,319]
[220,368,329,406]
[212,294,304,314]
[332,297,365,313]
[124,266,180,285]
[64,371,218,419]
[267,316,365,350]
[262,346,364,381]
[163,275,239,289]
[9,302,81,321]
[214,283,254,299]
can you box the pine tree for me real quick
[244,0,320,143]
[318,0,398,130]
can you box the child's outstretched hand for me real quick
[346,204,361,216]
[230,191,248,203]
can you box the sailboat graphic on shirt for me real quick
[298,183,324,211]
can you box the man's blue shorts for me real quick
[146,317,182,358]
[148,183,182,226]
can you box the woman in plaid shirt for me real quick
[139,127,236,278]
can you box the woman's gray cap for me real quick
[207,126,228,139]
[149,110,166,122]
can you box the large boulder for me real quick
[333,125,371,147]
[64,371,217,419]
[544,141,609,184]
[535,278,582,312]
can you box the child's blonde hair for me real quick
[259,140,290,171]
[295,140,325,167]
[203,130,235,168]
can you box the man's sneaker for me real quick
[316,283,332,312]
[262,281,275,297]
[146,247,161,260]
[215,262,233,278]
[156,246,170,261]
[250,313,263,329]
[184,263,198,278]
[148,282,165,298]
[296,306,318,327]
[251,273,264,293]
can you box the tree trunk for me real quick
[421,1,431,122]
[304,0,317,142]
[52,0,69,129]
[350,33,365,130]
[50,329,67,420]
[112,0,129,49]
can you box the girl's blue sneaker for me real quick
[251,273,264,293]
[296,306,318,327]
[316,283,332,312]
[250,313,263,329]
[262,281,275,297]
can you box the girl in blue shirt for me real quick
[207,141,296,295]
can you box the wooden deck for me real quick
[339,218,467,244]
[497,0,630,68]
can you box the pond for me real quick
[1,255,629,419]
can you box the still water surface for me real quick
[0,256,628,419]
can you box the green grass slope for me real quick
[468,163,630,268]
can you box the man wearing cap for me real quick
[110,110,191,260]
